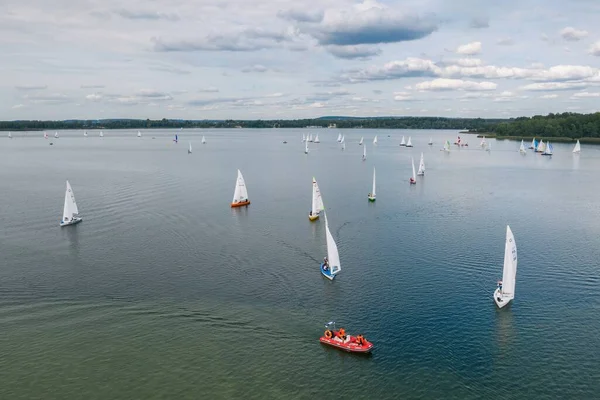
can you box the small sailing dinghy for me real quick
[302,133,306,142]
[359,137,364,145]
[519,140,526,154]
[314,134,320,143]
[99,131,104,137]
[368,167,376,201]
[60,181,82,227]
[174,134,178,143]
[573,140,581,154]
[308,133,313,142]
[44,132,48,139]
[542,142,553,156]
[54,131,59,138]
[320,322,373,353]
[400,136,406,146]
[231,169,250,207]
[83,131,88,137]
[406,137,413,147]
[494,225,517,309]
[341,141,345,151]
[304,139,309,154]
[337,133,342,142]
[442,140,451,152]
[202,136,206,144]
[309,177,325,221]
[362,144,366,161]
[320,213,342,280]
[137,131,142,137]
[529,137,536,149]
[8,132,12,139]
[428,137,433,145]
[481,136,486,147]
[373,135,378,145]
[410,158,416,184]
[417,153,425,176]
[188,142,192,154]
[486,142,492,152]
[536,139,545,153]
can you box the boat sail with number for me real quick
[309,177,325,221]
[494,225,517,309]
[417,153,425,176]
[368,167,376,201]
[320,213,342,280]
[60,181,82,227]
[231,169,250,207]
[573,140,581,154]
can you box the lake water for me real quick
[1,129,599,399]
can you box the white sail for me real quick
[202,136,206,144]
[8,132,12,138]
[302,133,305,142]
[373,135,378,144]
[232,169,249,203]
[359,137,364,145]
[486,142,492,152]
[362,144,366,160]
[537,139,545,152]
[311,177,325,215]
[137,131,142,137]
[411,158,416,181]
[188,142,192,153]
[417,152,425,175]
[305,139,309,154]
[309,133,313,142]
[443,140,450,152]
[372,167,376,196]
[400,136,406,146]
[501,225,517,299]
[44,132,48,139]
[428,137,433,145]
[341,141,345,150]
[83,131,88,137]
[340,135,345,143]
[54,131,59,138]
[99,131,104,137]
[324,213,341,276]
[406,137,413,147]
[573,140,581,153]
[62,181,80,222]
[543,142,553,155]
[337,133,342,142]
[519,140,526,153]
[530,137,536,149]
[314,134,320,143]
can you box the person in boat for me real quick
[323,257,329,270]
[309,211,312,216]
[497,280,503,292]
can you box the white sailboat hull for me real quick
[60,216,83,227]
[493,288,512,309]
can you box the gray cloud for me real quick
[241,64,269,73]
[80,84,105,89]
[277,9,324,23]
[115,9,180,21]
[15,85,48,90]
[326,45,381,59]
[497,38,514,46]
[198,87,219,93]
[23,93,70,104]
[470,17,489,29]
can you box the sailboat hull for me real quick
[231,200,250,208]
[368,196,376,202]
[320,263,336,280]
[309,213,319,221]
[409,179,416,184]
[60,217,82,227]
[493,288,512,309]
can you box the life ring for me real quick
[325,330,333,339]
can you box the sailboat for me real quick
[442,140,450,152]
[368,168,376,201]
[202,136,206,144]
[341,141,345,151]
[137,131,142,137]
[54,131,59,138]
[486,142,492,152]
[188,142,192,154]
[231,169,250,207]
[481,136,486,147]
[406,137,413,147]
[428,138,433,145]
[400,136,406,146]
[373,135,378,145]
[362,144,366,161]
[83,131,88,137]
[417,153,425,176]
[302,133,306,142]
[340,135,345,143]
[44,132,48,139]
[337,133,342,142]
[60,181,82,227]
[573,140,581,154]
[494,225,517,309]
[409,158,417,184]
[314,134,320,143]
[542,142,553,156]
[305,139,309,154]
[519,140,526,154]
[174,134,178,143]
[529,137,536,149]
[99,131,104,137]
[359,137,364,145]
[320,213,342,280]
[308,133,313,142]
[309,177,325,221]
[536,139,545,153]
[8,132,12,139]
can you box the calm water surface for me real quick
[1,129,599,399]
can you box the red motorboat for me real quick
[319,323,373,353]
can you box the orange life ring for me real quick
[325,330,332,339]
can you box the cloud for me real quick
[456,41,482,55]
[520,82,588,91]
[393,91,412,101]
[469,17,489,29]
[571,91,600,98]
[23,93,70,104]
[15,85,47,90]
[115,9,179,21]
[80,84,105,89]
[198,87,219,93]
[11,104,25,109]
[415,78,497,91]
[540,94,559,99]
[307,89,351,102]
[455,58,483,67]
[559,27,588,41]
[277,9,323,23]
[325,44,381,59]
[85,93,103,101]
[308,102,326,108]
[497,38,514,46]
[339,57,439,83]
[588,41,600,56]
[241,64,269,73]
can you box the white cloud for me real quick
[456,41,482,55]
[520,82,588,91]
[559,27,588,41]
[588,41,600,56]
[85,93,103,101]
[241,64,269,73]
[415,78,496,91]
[12,104,25,109]
[571,92,600,98]
[540,94,559,99]
[456,58,483,67]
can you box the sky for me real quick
[2,0,600,120]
